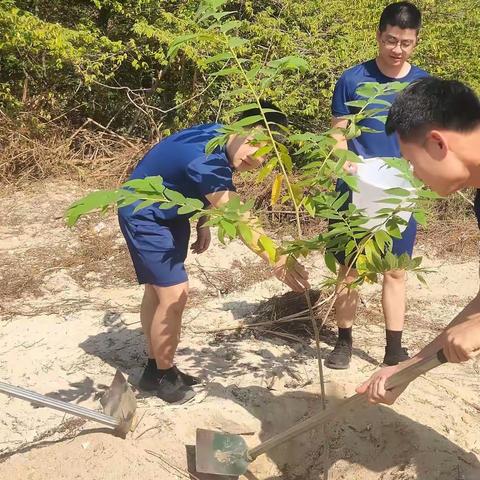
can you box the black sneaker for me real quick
[138,365,161,391]
[173,366,201,386]
[138,368,195,404]
[325,339,353,370]
[382,347,410,366]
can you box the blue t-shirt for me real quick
[119,123,234,222]
[331,59,428,158]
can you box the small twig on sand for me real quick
[261,329,309,346]
[135,423,161,440]
[192,259,222,296]
[457,190,474,207]
[192,315,313,334]
[145,449,200,480]
[305,292,326,410]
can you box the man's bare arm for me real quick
[205,190,310,292]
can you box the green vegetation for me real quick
[1,0,479,137]
[66,0,433,287]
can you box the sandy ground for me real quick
[1,181,479,480]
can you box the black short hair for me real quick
[239,100,288,131]
[379,2,422,33]
[385,77,480,141]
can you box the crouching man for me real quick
[118,102,310,404]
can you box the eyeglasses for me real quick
[381,36,416,51]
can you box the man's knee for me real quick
[152,283,189,314]
[383,269,406,282]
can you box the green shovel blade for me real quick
[196,428,250,476]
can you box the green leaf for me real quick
[118,195,140,208]
[123,178,153,189]
[397,253,410,270]
[374,230,391,252]
[384,187,412,197]
[217,224,226,244]
[204,52,234,64]
[384,251,399,269]
[257,158,277,182]
[159,201,177,210]
[186,198,205,210]
[219,20,242,33]
[341,175,359,192]
[237,222,253,244]
[205,135,227,154]
[133,199,155,213]
[364,240,375,264]
[377,197,403,204]
[280,151,293,174]
[245,65,262,81]
[66,190,122,226]
[240,199,255,212]
[345,240,357,257]
[267,56,309,73]
[167,34,198,58]
[332,192,349,210]
[356,254,368,273]
[209,67,242,77]
[224,195,241,211]
[386,222,402,239]
[345,99,369,108]
[230,103,260,114]
[178,204,199,215]
[411,256,423,269]
[164,188,186,203]
[230,115,264,129]
[334,149,362,164]
[413,210,427,226]
[356,82,379,97]
[228,37,249,49]
[324,251,337,274]
[252,144,273,158]
[220,220,236,237]
[259,235,277,263]
[416,189,440,199]
[304,198,316,217]
[222,87,250,98]
[416,273,427,285]
[271,174,283,206]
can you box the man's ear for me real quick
[425,130,448,160]
[376,29,382,42]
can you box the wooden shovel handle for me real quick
[248,350,447,460]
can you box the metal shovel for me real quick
[0,369,137,437]
[196,350,447,476]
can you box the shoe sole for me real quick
[381,360,410,368]
[324,361,351,370]
[160,389,196,405]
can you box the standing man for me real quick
[326,2,429,370]
[357,77,480,404]
[118,102,310,404]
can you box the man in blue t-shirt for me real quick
[326,2,428,370]
[118,102,310,404]
[357,78,480,404]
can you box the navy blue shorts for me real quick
[333,180,417,266]
[119,216,191,286]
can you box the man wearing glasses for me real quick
[326,2,428,370]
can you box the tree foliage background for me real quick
[1,0,479,141]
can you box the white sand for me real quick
[0,182,479,479]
